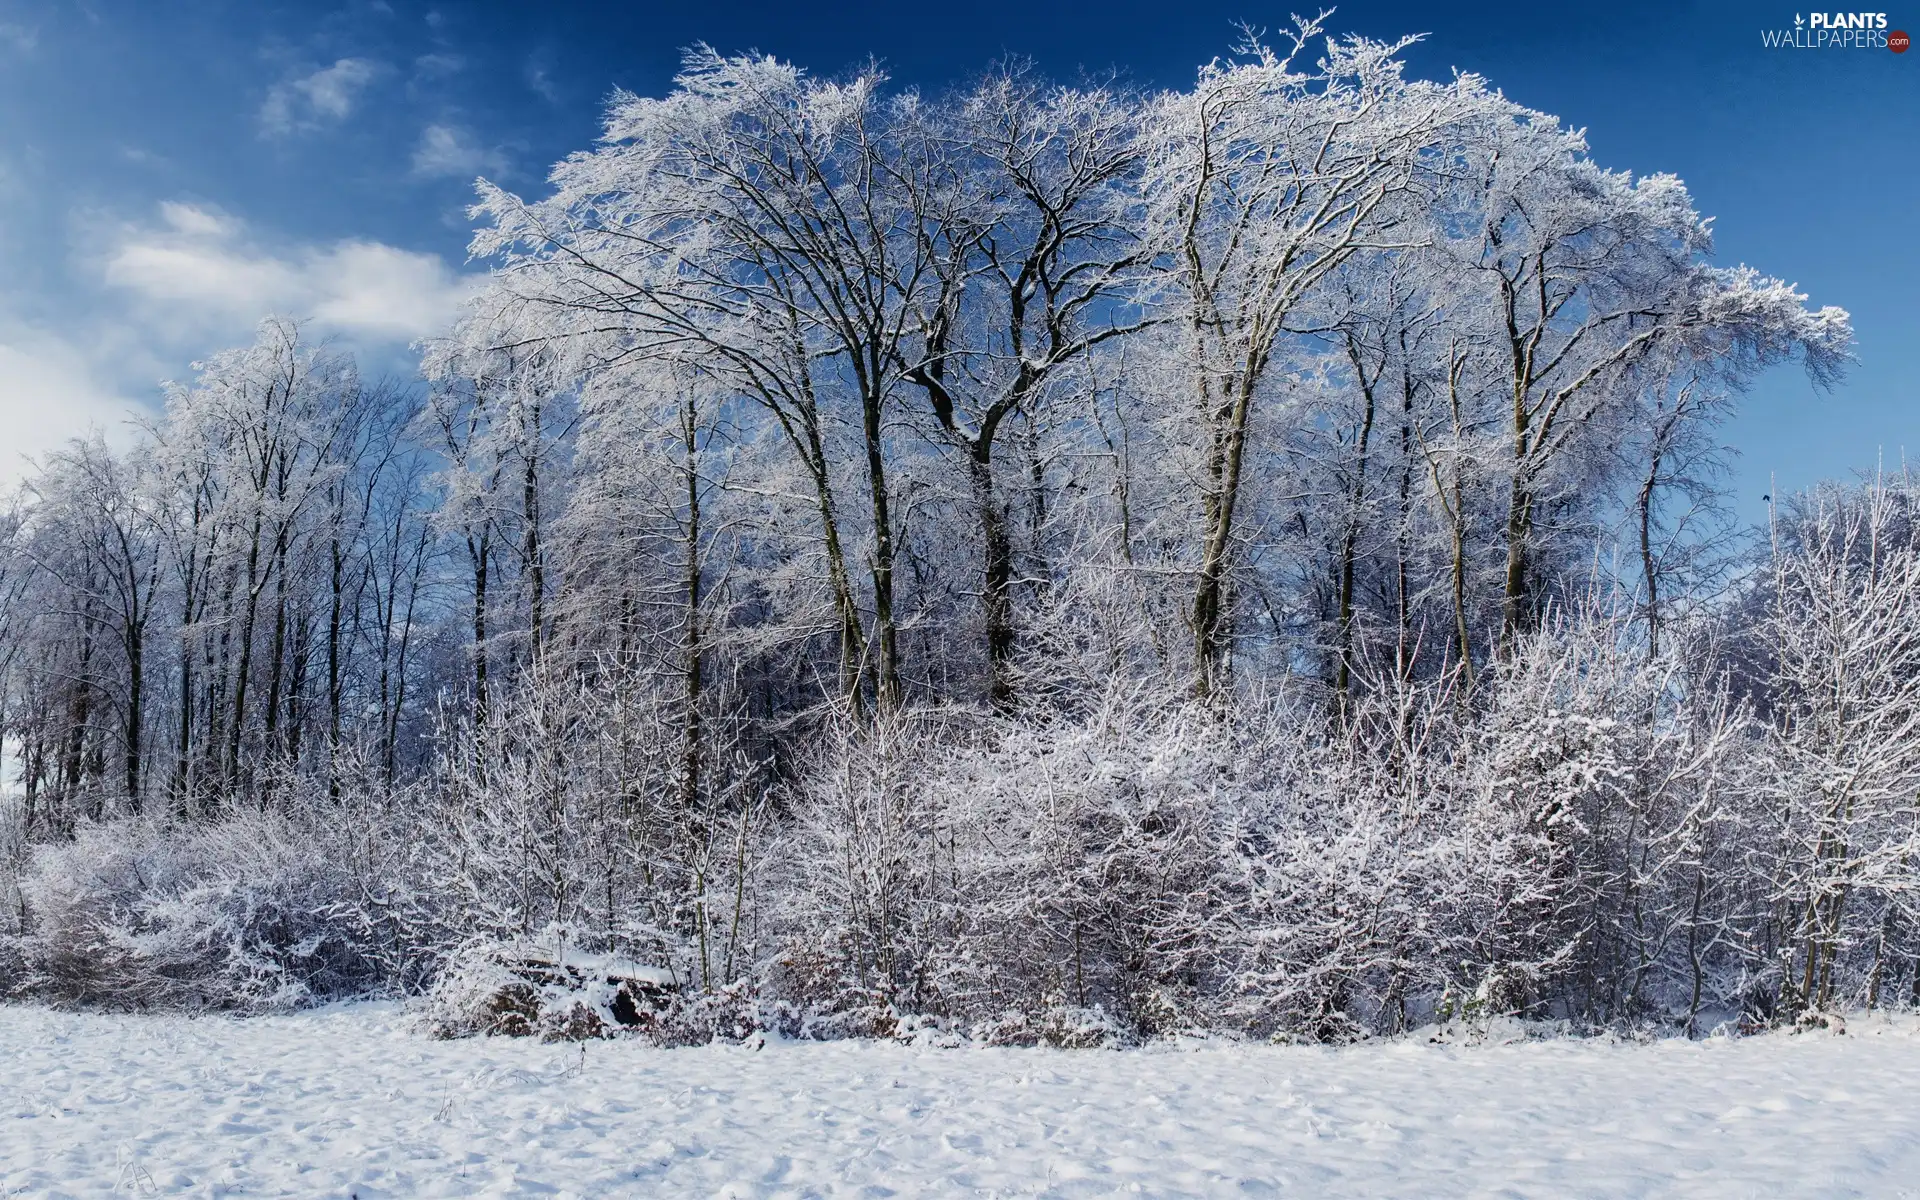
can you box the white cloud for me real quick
[411,123,506,180]
[0,329,141,488]
[310,240,475,336]
[0,199,480,489]
[157,199,237,239]
[413,52,464,79]
[526,58,559,104]
[260,58,381,137]
[0,21,35,53]
[104,202,477,342]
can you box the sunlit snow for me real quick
[5,1003,1918,1197]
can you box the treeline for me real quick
[4,23,1912,1040]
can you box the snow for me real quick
[505,947,679,989]
[5,1004,1920,1198]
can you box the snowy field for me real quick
[5,1004,1920,1198]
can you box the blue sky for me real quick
[0,0,1912,520]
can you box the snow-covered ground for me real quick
[4,1004,1920,1198]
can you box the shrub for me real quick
[8,805,387,1011]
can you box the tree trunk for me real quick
[327,522,346,791]
[228,513,267,793]
[1501,473,1535,652]
[679,394,705,817]
[1334,339,1380,713]
[1637,447,1662,660]
[469,527,490,728]
[1192,366,1259,700]
[970,452,1016,711]
[859,375,902,714]
[522,398,546,669]
[123,609,144,809]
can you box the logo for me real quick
[1763,11,1897,46]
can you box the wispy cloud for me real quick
[118,145,169,168]
[103,201,477,342]
[525,54,560,104]
[155,200,235,239]
[260,58,382,137]
[413,52,464,79]
[0,20,35,53]
[410,123,506,180]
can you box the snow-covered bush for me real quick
[1749,482,1920,1016]
[973,1005,1132,1049]
[1213,683,1473,1039]
[0,795,26,940]
[761,639,1784,1042]
[418,936,681,1041]
[763,709,966,1026]
[13,588,1909,1041]
[908,692,1237,1035]
[0,797,27,991]
[9,801,391,1011]
[403,663,756,993]
[418,942,548,1038]
[763,694,1219,1035]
